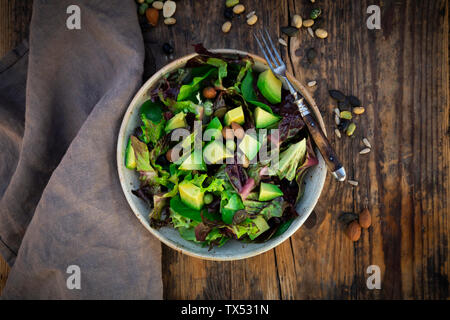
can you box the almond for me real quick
[222,126,234,140]
[231,122,245,139]
[345,221,361,241]
[145,8,159,26]
[202,87,217,99]
[359,208,372,229]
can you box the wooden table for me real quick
[0,0,448,299]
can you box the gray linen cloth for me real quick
[0,0,162,299]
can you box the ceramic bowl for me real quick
[117,49,327,261]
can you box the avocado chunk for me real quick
[257,69,282,104]
[254,107,280,129]
[179,151,207,171]
[249,215,270,240]
[165,112,187,133]
[238,133,261,161]
[203,140,233,164]
[224,106,245,126]
[179,180,204,210]
[205,116,223,141]
[125,137,137,170]
[259,182,284,201]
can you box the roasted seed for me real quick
[226,0,239,8]
[340,111,352,120]
[164,17,176,25]
[247,14,258,25]
[346,122,356,136]
[152,1,164,10]
[345,221,361,241]
[315,28,328,39]
[347,95,361,107]
[333,108,341,117]
[359,208,372,229]
[222,21,232,33]
[246,11,256,19]
[137,0,145,3]
[359,148,371,154]
[335,114,341,125]
[292,14,302,28]
[278,38,288,47]
[310,0,316,2]
[335,128,341,138]
[363,138,372,148]
[231,122,245,139]
[307,27,315,38]
[310,8,322,20]
[347,179,359,186]
[222,126,235,140]
[162,0,176,18]
[281,26,299,37]
[203,87,217,99]
[329,89,346,102]
[353,106,365,114]
[306,48,317,63]
[233,4,245,14]
[303,19,314,27]
[307,80,317,87]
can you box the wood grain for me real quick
[1,0,448,299]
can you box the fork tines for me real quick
[253,29,286,75]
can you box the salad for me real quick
[124,45,318,248]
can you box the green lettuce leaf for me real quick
[276,138,307,181]
[241,69,275,114]
[177,68,215,101]
[207,58,227,89]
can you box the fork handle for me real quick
[296,100,346,181]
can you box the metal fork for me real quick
[254,29,346,181]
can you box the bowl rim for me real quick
[117,49,327,261]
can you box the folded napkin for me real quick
[0,0,162,299]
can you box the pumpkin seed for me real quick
[281,26,299,37]
[164,17,176,25]
[152,1,164,10]
[334,108,341,117]
[363,138,372,148]
[306,48,317,63]
[292,15,302,28]
[247,14,258,25]
[139,3,149,15]
[347,180,359,186]
[303,19,314,27]
[335,114,341,125]
[338,99,350,110]
[359,148,371,154]
[307,27,315,38]
[346,122,356,136]
[222,21,232,33]
[340,111,352,120]
[233,4,245,14]
[347,95,361,107]
[224,8,234,19]
[310,8,322,20]
[278,38,288,47]
[353,106,365,114]
[315,28,328,39]
[162,0,176,18]
[307,80,317,87]
[335,128,341,138]
[329,89,346,102]
[225,0,239,8]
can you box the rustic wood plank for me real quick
[0,0,448,300]
[0,0,32,296]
